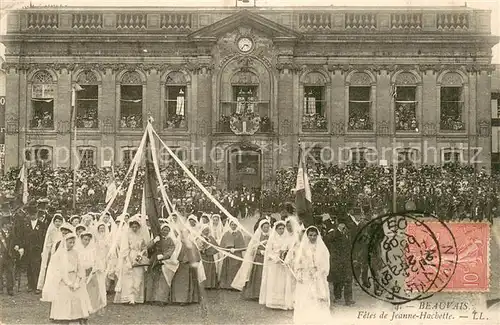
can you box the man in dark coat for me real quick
[325,223,355,306]
[0,216,22,295]
[18,203,47,294]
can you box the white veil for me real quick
[41,232,77,302]
[293,226,330,278]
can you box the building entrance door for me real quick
[227,147,261,191]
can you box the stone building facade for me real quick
[2,7,499,189]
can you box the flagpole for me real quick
[72,100,77,211]
[392,83,397,213]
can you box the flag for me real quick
[295,144,313,227]
[105,164,117,203]
[15,164,29,205]
[143,132,162,238]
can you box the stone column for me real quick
[276,66,294,168]
[55,68,71,168]
[4,67,23,170]
[100,67,116,165]
[421,68,438,165]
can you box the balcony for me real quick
[302,113,327,132]
[216,100,272,134]
[7,7,492,35]
[76,116,99,129]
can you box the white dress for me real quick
[293,239,331,325]
[259,233,291,310]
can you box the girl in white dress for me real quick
[293,226,331,325]
[43,232,92,324]
[113,216,148,305]
[260,220,293,310]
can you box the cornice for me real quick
[3,62,215,75]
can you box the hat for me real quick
[321,213,331,222]
[75,225,86,232]
[80,231,93,239]
[69,215,81,223]
[60,223,74,232]
[37,198,49,204]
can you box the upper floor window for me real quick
[76,71,99,129]
[25,145,52,168]
[440,72,465,131]
[122,147,138,168]
[165,72,188,130]
[394,72,418,132]
[348,72,372,131]
[233,85,258,114]
[31,70,55,130]
[78,146,96,169]
[302,72,327,131]
[120,71,143,129]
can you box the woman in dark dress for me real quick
[197,225,219,289]
[219,220,246,289]
[145,224,177,305]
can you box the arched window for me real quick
[302,71,327,131]
[164,72,188,130]
[231,71,259,115]
[31,70,55,129]
[78,146,97,169]
[25,145,53,168]
[75,70,99,129]
[347,72,373,131]
[120,71,143,129]
[439,72,465,131]
[393,72,419,132]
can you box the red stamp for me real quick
[405,222,489,292]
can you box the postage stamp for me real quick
[406,222,490,292]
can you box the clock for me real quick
[237,37,254,53]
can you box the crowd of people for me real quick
[0,198,363,325]
[1,162,499,222]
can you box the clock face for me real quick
[237,37,253,53]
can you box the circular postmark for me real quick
[350,211,458,305]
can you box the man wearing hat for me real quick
[0,215,22,296]
[36,198,50,226]
[18,202,47,294]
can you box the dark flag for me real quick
[295,144,313,227]
[143,132,162,238]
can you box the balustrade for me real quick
[345,13,377,30]
[391,13,422,30]
[161,13,192,30]
[12,8,487,34]
[116,13,147,29]
[72,13,102,29]
[28,13,58,29]
[299,13,331,32]
[437,13,469,31]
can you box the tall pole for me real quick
[72,98,77,211]
[393,136,397,213]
